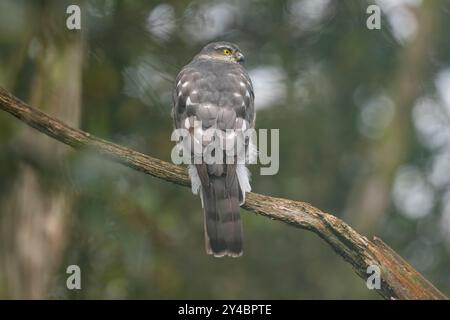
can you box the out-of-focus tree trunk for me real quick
[345,1,441,233]
[0,4,83,299]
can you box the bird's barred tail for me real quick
[201,173,243,257]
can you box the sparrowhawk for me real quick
[172,42,256,257]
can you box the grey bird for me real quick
[172,42,256,257]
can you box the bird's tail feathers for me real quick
[201,173,243,257]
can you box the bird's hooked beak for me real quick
[235,51,244,62]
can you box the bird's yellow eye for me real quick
[223,49,232,55]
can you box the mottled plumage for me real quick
[172,42,255,257]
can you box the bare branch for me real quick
[0,86,446,300]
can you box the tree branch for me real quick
[0,86,446,300]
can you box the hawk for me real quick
[172,42,256,257]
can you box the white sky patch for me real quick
[249,66,286,110]
[392,165,435,219]
[358,94,396,140]
[184,3,238,43]
[146,4,176,42]
[376,0,422,11]
[428,152,450,189]
[435,68,450,115]
[387,7,418,43]
[287,0,331,33]
[440,191,450,247]
[375,0,421,43]
[412,97,450,150]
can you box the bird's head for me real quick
[196,41,244,63]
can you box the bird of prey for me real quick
[172,42,256,257]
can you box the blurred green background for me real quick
[0,0,450,299]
